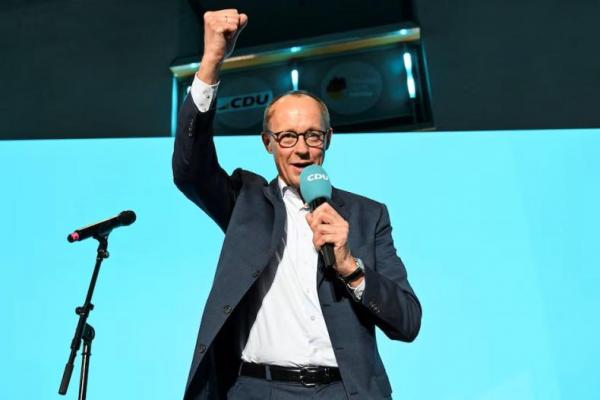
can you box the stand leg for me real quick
[78,324,95,400]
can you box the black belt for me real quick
[239,362,342,387]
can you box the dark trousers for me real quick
[227,376,349,400]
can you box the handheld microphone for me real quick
[300,165,335,268]
[67,210,136,242]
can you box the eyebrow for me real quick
[275,128,325,133]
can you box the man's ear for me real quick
[324,127,333,150]
[261,132,272,153]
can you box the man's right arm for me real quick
[172,9,248,232]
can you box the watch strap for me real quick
[339,257,365,284]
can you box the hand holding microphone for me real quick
[300,165,356,276]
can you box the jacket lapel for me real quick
[330,187,348,220]
[263,178,286,261]
[263,177,282,204]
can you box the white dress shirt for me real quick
[189,77,365,367]
[242,181,338,366]
[190,76,219,112]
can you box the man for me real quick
[172,9,421,400]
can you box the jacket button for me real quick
[224,305,232,314]
[198,344,206,353]
[252,269,261,278]
[369,301,380,313]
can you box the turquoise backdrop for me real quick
[1,129,599,399]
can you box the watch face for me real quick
[354,257,365,272]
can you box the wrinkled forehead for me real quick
[265,93,329,131]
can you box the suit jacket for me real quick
[172,95,422,400]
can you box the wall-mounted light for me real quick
[170,77,179,136]
[291,68,299,90]
[403,52,416,99]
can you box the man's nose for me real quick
[294,135,310,153]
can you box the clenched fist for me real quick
[198,9,248,84]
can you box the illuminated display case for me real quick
[170,24,433,135]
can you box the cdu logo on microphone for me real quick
[300,165,332,204]
[307,172,329,182]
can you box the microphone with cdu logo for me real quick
[300,164,336,268]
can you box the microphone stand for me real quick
[59,234,110,399]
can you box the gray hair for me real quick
[262,90,331,133]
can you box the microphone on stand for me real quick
[67,210,136,243]
[59,210,136,397]
[300,165,336,268]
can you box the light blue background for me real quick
[1,129,599,399]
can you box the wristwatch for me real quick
[339,257,365,284]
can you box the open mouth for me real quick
[291,162,313,171]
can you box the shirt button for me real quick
[310,315,316,321]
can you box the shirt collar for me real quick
[277,177,295,196]
[278,177,308,210]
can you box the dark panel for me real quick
[196,0,417,48]
[415,0,600,130]
[0,0,182,139]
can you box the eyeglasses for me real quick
[267,129,329,148]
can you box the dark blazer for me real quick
[172,95,422,400]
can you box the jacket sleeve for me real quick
[359,204,422,342]
[172,94,242,232]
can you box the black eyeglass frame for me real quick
[266,128,332,149]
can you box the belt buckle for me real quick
[299,367,321,387]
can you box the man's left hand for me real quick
[306,203,356,276]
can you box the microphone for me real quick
[67,210,136,242]
[300,165,336,268]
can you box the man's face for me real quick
[262,95,330,189]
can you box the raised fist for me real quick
[202,9,248,65]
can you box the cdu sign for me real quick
[216,91,273,114]
[307,173,329,182]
